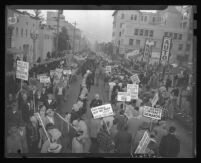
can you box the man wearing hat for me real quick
[44,94,57,111]
[159,126,180,157]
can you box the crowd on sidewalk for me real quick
[5,53,193,157]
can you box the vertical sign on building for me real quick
[160,36,172,65]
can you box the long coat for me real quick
[114,130,132,153]
[159,133,180,157]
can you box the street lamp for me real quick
[30,30,39,63]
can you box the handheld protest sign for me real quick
[131,74,140,84]
[117,92,131,102]
[16,61,29,81]
[36,113,50,143]
[143,106,162,120]
[135,131,150,154]
[127,84,139,100]
[40,76,51,83]
[91,104,113,119]
[105,66,111,74]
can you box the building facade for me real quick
[38,24,56,61]
[112,6,193,64]
[7,8,40,63]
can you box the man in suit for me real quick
[159,126,180,158]
[41,87,48,102]
[90,94,102,108]
[44,94,57,111]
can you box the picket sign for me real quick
[143,106,162,120]
[117,92,131,102]
[16,61,29,81]
[63,70,72,75]
[40,76,50,83]
[91,104,114,119]
[106,66,111,73]
[131,74,140,83]
[35,113,50,143]
[135,131,150,154]
[37,74,47,80]
[151,92,159,107]
[127,84,139,99]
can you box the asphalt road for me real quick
[60,73,194,157]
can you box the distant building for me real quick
[112,6,193,64]
[46,11,82,53]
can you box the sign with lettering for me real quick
[106,66,111,73]
[127,84,139,99]
[16,61,29,81]
[40,76,50,83]
[143,106,162,120]
[37,74,47,80]
[135,131,150,154]
[91,104,114,119]
[117,92,131,102]
[131,74,140,83]
[160,36,172,64]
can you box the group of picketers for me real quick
[5,53,193,157]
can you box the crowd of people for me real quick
[5,52,193,157]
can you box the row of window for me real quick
[128,39,141,46]
[14,27,54,40]
[15,27,30,38]
[164,32,183,40]
[135,29,154,37]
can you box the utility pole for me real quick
[72,21,76,54]
[56,11,60,56]
[56,10,63,56]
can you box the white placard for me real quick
[127,84,139,99]
[16,61,29,81]
[91,104,114,119]
[40,76,50,83]
[131,74,140,83]
[143,106,162,120]
[117,92,131,102]
[160,36,172,64]
[135,131,150,154]
[106,66,111,73]
[151,93,159,107]
[37,74,47,80]
[63,70,72,75]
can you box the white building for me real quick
[112,6,193,64]
[7,8,40,63]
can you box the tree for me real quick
[58,26,71,52]
[33,10,45,25]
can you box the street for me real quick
[60,73,193,157]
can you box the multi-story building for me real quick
[7,8,40,63]
[112,6,193,64]
[38,24,56,61]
